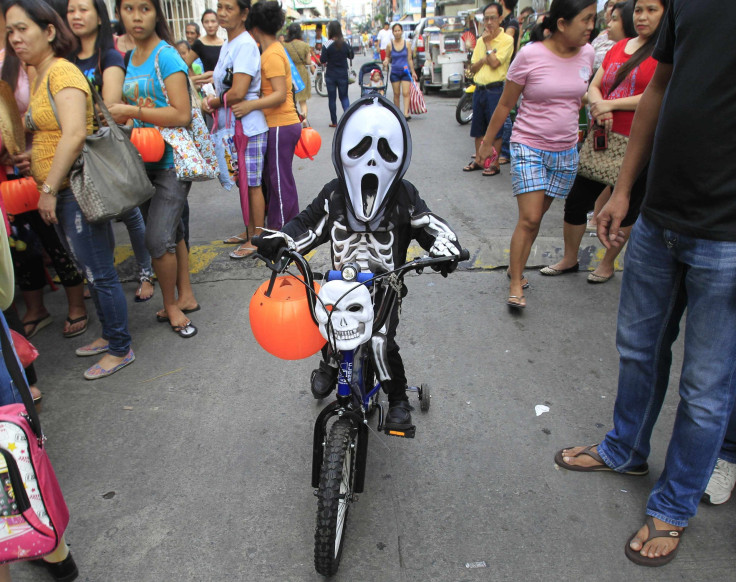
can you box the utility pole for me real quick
[421,0,426,18]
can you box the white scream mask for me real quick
[339,103,405,223]
[315,281,374,350]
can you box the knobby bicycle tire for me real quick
[314,418,356,576]
[315,72,327,97]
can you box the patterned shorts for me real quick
[510,142,579,199]
[243,131,268,187]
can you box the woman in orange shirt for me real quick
[232,0,301,231]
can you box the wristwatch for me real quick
[41,182,57,197]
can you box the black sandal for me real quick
[62,315,88,339]
[463,161,483,172]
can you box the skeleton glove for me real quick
[429,234,462,278]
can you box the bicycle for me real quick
[254,246,469,576]
[313,64,327,97]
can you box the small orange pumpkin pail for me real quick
[0,177,40,215]
[130,127,165,163]
[249,275,325,360]
[294,127,322,161]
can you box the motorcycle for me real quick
[456,81,474,125]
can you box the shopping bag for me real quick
[210,100,238,191]
[408,76,427,115]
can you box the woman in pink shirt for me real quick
[542,0,666,284]
[478,0,596,309]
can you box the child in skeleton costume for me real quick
[253,95,461,430]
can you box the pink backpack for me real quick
[0,325,69,564]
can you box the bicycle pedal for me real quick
[384,424,416,438]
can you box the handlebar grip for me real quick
[458,248,470,262]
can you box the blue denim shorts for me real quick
[510,142,578,198]
[390,69,412,83]
[470,85,503,139]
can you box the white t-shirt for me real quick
[213,31,268,137]
[377,28,392,50]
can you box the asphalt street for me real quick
[9,54,734,581]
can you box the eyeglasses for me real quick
[484,15,499,22]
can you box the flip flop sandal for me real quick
[229,245,258,260]
[83,350,135,380]
[554,444,649,475]
[62,315,88,339]
[624,516,684,567]
[156,304,201,323]
[463,161,483,172]
[506,295,526,309]
[171,321,197,338]
[134,276,155,303]
[23,314,53,339]
[222,234,248,244]
[483,166,501,177]
[507,270,530,289]
[498,157,510,165]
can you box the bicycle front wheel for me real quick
[315,72,327,96]
[314,418,357,576]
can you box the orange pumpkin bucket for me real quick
[130,127,165,163]
[0,177,40,215]
[294,127,322,160]
[249,275,325,360]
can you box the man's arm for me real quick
[596,62,673,248]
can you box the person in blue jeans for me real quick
[320,20,354,127]
[9,0,134,380]
[555,0,736,567]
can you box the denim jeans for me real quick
[597,215,736,526]
[718,406,736,463]
[325,75,349,124]
[501,115,512,160]
[0,314,23,407]
[55,188,131,357]
[120,207,152,279]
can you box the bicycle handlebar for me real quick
[253,246,470,329]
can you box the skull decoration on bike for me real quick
[314,281,374,350]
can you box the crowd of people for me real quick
[0,0,734,577]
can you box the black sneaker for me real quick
[385,400,413,428]
[310,360,337,399]
[42,553,79,582]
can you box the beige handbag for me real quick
[577,127,629,187]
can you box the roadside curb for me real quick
[111,235,624,283]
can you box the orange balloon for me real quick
[130,127,165,162]
[0,177,40,215]
[294,127,322,160]
[250,275,325,360]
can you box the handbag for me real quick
[408,75,427,115]
[154,48,217,182]
[577,126,629,187]
[348,60,357,85]
[45,79,155,224]
[284,49,306,94]
[0,322,70,564]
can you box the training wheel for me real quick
[419,383,431,412]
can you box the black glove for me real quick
[251,232,287,262]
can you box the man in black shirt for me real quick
[500,0,519,48]
[556,0,736,567]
